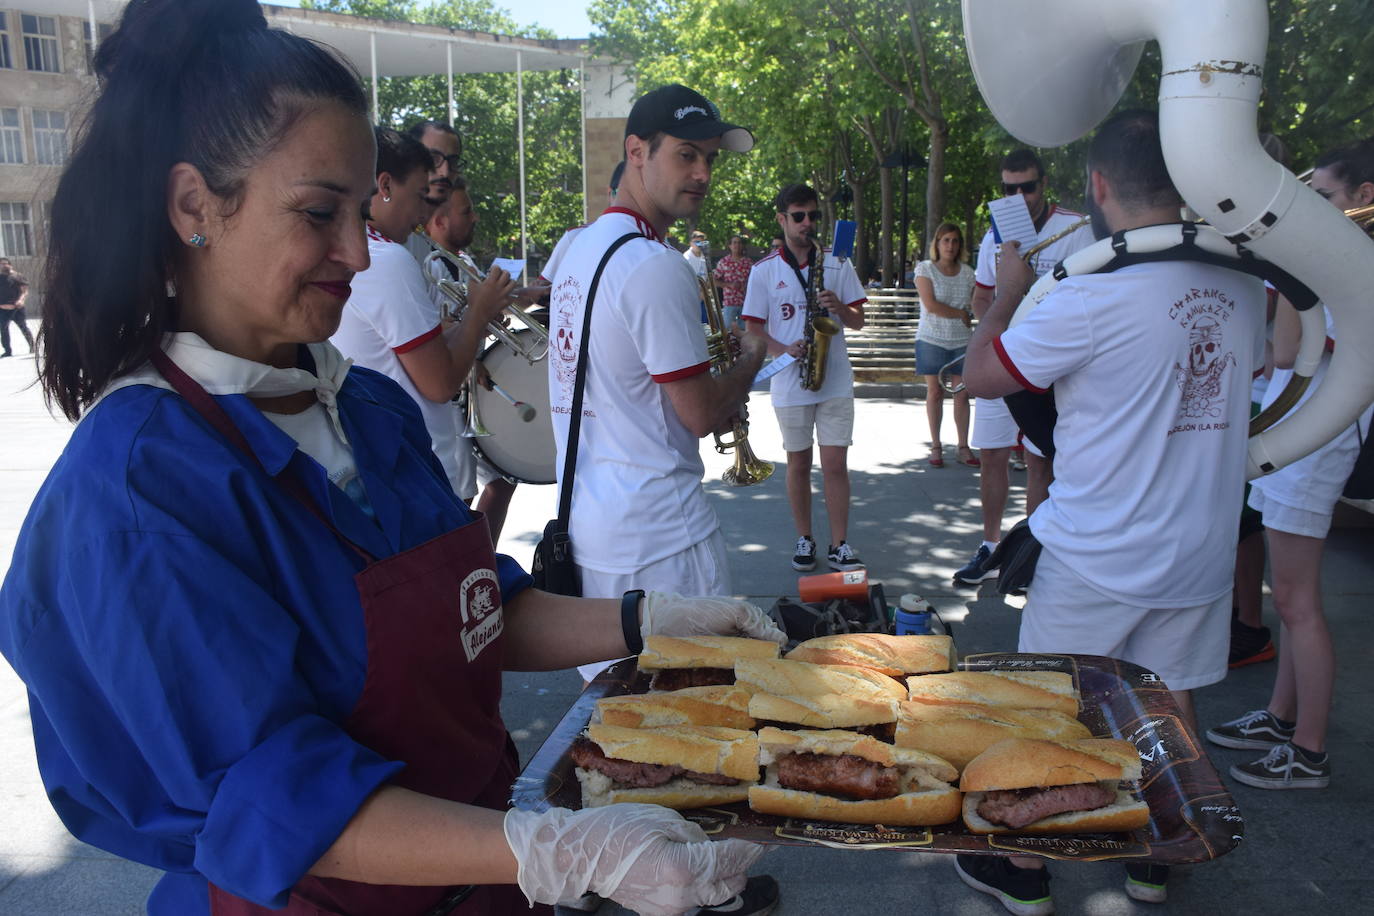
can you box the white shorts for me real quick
[1247,415,1365,539]
[1019,548,1231,691]
[575,529,732,681]
[1023,437,1045,459]
[775,398,855,451]
[972,397,1019,450]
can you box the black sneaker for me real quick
[954,544,998,584]
[791,535,817,571]
[1230,742,1331,789]
[695,875,779,915]
[1228,620,1276,668]
[1205,709,1295,750]
[954,854,1052,916]
[1123,863,1169,903]
[827,541,864,571]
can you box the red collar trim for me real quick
[604,206,661,242]
[366,224,398,244]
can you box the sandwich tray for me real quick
[510,652,1243,863]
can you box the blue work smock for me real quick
[0,365,532,913]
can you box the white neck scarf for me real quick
[86,332,354,442]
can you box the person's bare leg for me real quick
[1025,451,1053,516]
[786,448,813,538]
[953,389,971,452]
[819,445,851,547]
[1234,531,1266,628]
[475,478,517,546]
[923,375,944,456]
[1263,528,1333,751]
[979,447,1011,542]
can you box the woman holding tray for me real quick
[0,2,783,914]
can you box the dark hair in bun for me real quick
[40,0,368,420]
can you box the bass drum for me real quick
[470,329,556,484]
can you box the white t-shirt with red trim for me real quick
[741,247,867,407]
[547,207,718,573]
[540,224,584,285]
[331,227,466,496]
[974,204,1093,290]
[996,260,1266,606]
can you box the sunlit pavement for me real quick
[1,335,1369,913]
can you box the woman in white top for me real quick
[913,222,977,467]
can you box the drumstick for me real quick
[490,381,536,422]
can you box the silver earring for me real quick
[188,233,206,248]
[382,195,391,203]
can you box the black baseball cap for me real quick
[624,84,755,153]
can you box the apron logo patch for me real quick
[459,567,503,662]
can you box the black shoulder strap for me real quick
[556,231,643,525]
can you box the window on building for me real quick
[22,14,60,73]
[0,13,14,70]
[32,110,67,165]
[0,202,34,257]
[0,109,23,164]
[82,21,112,73]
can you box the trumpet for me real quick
[422,242,550,365]
[699,275,775,486]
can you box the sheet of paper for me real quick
[987,195,1039,252]
[490,257,526,278]
[755,353,796,384]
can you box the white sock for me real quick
[982,540,999,551]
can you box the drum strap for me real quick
[556,232,644,524]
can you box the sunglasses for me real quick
[787,209,823,223]
[1002,178,1041,196]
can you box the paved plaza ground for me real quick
[1,327,1370,914]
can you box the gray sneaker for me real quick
[1230,742,1330,789]
[1206,709,1295,750]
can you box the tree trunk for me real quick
[923,116,949,260]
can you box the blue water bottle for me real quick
[894,593,933,635]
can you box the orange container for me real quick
[797,568,869,602]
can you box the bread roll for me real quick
[786,633,956,676]
[585,724,760,781]
[894,702,1091,771]
[748,727,960,826]
[906,670,1079,715]
[596,685,754,729]
[735,658,907,700]
[959,738,1142,791]
[638,635,781,671]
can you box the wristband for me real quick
[621,589,645,655]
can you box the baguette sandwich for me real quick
[749,726,961,826]
[736,658,905,734]
[638,635,781,691]
[572,724,759,809]
[959,737,1150,834]
[786,633,956,677]
[595,685,754,729]
[906,670,1079,716]
[894,702,1091,771]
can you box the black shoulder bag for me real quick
[531,232,642,595]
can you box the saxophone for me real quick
[799,243,841,391]
[699,274,775,486]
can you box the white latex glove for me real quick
[503,804,765,915]
[640,590,787,646]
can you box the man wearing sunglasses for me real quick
[954,149,1093,586]
[743,183,868,573]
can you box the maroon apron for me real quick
[150,352,541,916]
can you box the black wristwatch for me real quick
[621,589,646,655]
